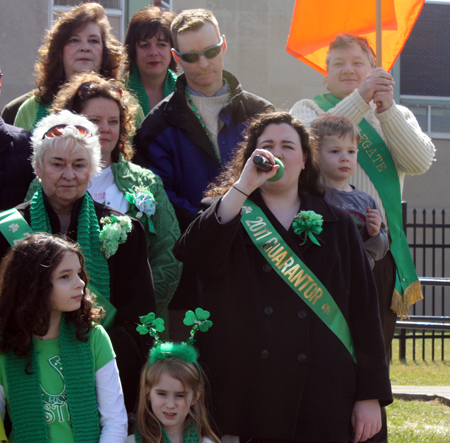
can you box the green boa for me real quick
[313,93,423,317]
[6,315,100,443]
[135,422,199,443]
[30,186,111,300]
[126,65,177,116]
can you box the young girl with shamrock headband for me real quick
[0,233,127,442]
[128,309,219,443]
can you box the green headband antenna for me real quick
[137,308,213,372]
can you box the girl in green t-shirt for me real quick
[0,233,127,443]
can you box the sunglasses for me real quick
[172,35,225,63]
[77,82,123,97]
[42,124,93,140]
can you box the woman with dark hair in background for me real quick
[10,2,128,131]
[124,6,177,116]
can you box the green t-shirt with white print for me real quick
[0,325,115,443]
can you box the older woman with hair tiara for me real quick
[37,71,181,331]
[124,6,177,115]
[0,109,155,413]
[174,111,392,443]
[9,3,135,132]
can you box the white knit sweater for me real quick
[188,93,230,159]
[290,90,435,227]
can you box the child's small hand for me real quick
[366,207,381,237]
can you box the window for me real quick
[407,105,428,132]
[401,97,450,139]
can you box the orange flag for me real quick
[286,0,425,75]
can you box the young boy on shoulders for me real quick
[311,114,388,268]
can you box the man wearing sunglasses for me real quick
[133,8,272,329]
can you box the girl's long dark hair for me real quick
[0,233,102,366]
[205,110,324,198]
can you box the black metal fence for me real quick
[392,204,450,361]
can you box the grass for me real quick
[389,331,450,385]
[386,332,450,442]
[387,399,450,442]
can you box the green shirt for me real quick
[0,325,114,443]
[13,96,39,132]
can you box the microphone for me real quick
[253,155,285,182]
[253,155,273,172]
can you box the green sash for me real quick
[0,208,117,329]
[313,93,422,318]
[240,199,356,363]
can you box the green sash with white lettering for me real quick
[313,93,422,318]
[241,199,356,363]
[0,208,117,329]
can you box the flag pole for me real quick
[376,0,382,67]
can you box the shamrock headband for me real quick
[136,308,213,376]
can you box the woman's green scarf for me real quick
[135,422,199,443]
[30,186,111,300]
[127,65,177,116]
[6,315,100,443]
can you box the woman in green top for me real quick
[13,3,125,132]
[51,72,182,333]
[124,6,178,116]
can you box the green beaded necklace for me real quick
[185,78,231,166]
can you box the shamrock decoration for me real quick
[124,186,157,234]
[137,312,165,346]
[99,214,132,258]
[292,210,323,246]
[138,309,213,369]
[183,308,213,345]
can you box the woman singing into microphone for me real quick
[174,111,392,443]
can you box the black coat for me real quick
[1,92,31,125]
[174,192,392,442]
[0,195,155,413]
[0,117,33,211]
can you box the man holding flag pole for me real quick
[290,32,435,443]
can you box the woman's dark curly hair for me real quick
[0,233,103,367]
[205,110,324,198]
[52,71,138,162]
[124,6,177,73]
[34,2,124,105]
